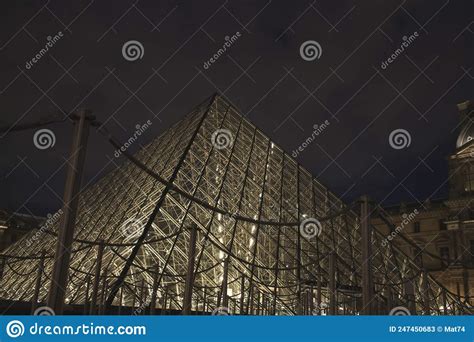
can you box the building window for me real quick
[414,221,421,233]
[440,247,450,261]
[439,220,446,231]
[464,164,474,192]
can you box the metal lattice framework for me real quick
[0,94,471,315]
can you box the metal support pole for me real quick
[221,256,230,308]
[182,224,198,314]
[249,285,254,315]
[31,250,46,314]
[137,279,146,315]
[360,195,373,315]
[83,276,91,315]
[329,252,336,315]
[256,291,261,315]
[194,291,199,312]
[386,286,393,314]
[316,270,322,315]
[240,275,245,314]
[442,290,448,315]
[216,290,221,308]
[149,263,160,315]
[162,286,168,315]
[47,109,92,314]
[118,286,123,315]
[99,272,108,314]
[90,241,104,315]
[462,267,470,304]
[404,279,416,315]
[422,270,431,315]
[131,289,137,314]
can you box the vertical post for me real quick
[194,291,199,313]
[442,290,448,315]
[31,250,46,314]
[162,286,168,315]
[83,275,91,315]
[221,256,230,308]
[118,286,123,315]
[48,109,92,314]
[329,252,336,315]
[316,269,322,315]
[256,291,261,315]
[462,267,470,305]
[90,241,104,315]
[422,270,431,315]
[99,271,108,314]
[131,289,137,314]
[149,263,160,315]
[216,290,222,308]
[182,224,198,314]
[296,234,302,315]
[240,275,245,314]
[249,285,254,315]
[137,278,145,315]
[360,195,373,315]
[203,287,207,313]
[404,279,417,315]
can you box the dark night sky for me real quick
[0,0,472,216]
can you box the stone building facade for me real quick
[372,100,474,306]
